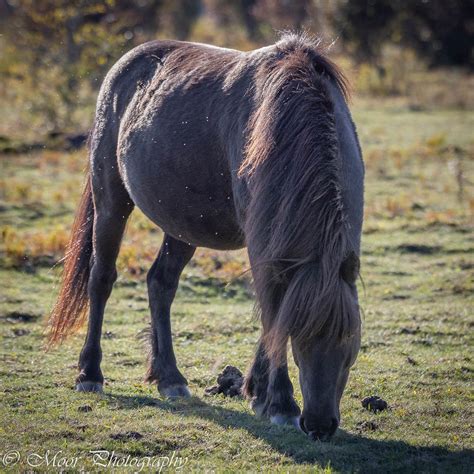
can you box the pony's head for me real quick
[292,279,361,440]
[292,325,360,440]
[263,252,361,440]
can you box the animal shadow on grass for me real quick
[105,393,473,472]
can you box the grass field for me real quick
[1,99,473,472]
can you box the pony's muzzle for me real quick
[299,414,339,441]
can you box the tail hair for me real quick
[47,175,94,347]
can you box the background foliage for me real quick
[1,0,472,134]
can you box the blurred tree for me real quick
[158,0,200,39]
[333,0,395,62]
[335,0,473,68]
[252,0,310,34]
[249,0,337,45]
[399,0,473,68]
[1,0,167,131]
[204,0,258,41]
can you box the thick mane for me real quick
[275,32,350,101]
[240,33,359,360]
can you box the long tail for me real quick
[47,175,94,347]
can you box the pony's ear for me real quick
[340,251,360,283]
[309,49,351,102]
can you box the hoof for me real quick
[159,384,191,398]
[76,381,103,393]
[270,414,301,429]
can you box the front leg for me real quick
[242,341,269,416]
[243,340,300,426]
[145,235,195,398]
[265,364,301,427]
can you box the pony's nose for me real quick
[300,415,339,441]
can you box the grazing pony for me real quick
[49,33,364,440]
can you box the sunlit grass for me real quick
[0,98,473,472]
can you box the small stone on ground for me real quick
[110,431,143,441]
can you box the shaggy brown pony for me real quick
[49,32,364,441]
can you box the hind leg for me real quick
[244,340,300,427]
[76,179,133,392]
[145,234,195,398]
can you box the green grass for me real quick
[0,100,473,472]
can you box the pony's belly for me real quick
[141,193,245,250]
[121,152,245,250]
